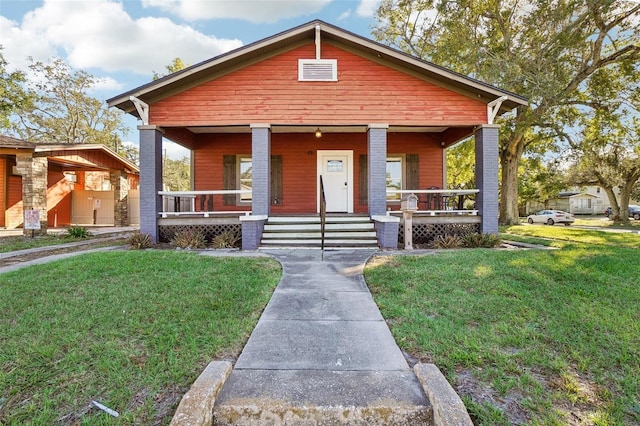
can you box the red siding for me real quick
[150,42,487,127]
[192,132,443,214]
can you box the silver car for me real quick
[527,210,575,226]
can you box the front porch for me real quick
[155,188,482,249]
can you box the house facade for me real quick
[108,20,527,249]
[0,136,139,232]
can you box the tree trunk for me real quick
[499,152,520,224]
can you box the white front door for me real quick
[318,150,353,213]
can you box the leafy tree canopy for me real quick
[8,57,128,149]
[374,0,640,224]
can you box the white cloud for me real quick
[337,9,352,21]
[92,76,125,93]
[1,0,243,76]
[141,0,331,23]
[355,0,380,17]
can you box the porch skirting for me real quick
[158,216,242,245]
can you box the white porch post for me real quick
[138,125,164,242]
[475,124,500,234]
[251,124,271,217]
[367,124,388,217]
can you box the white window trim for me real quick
[386,154,406,204]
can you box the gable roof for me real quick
[107,20,527,118]
[35,144,139,172]
[0,135,36,150]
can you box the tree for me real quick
[373,0,640,224]
[163,156,190,191]
[446,138,475,190]
[0,48,32,130]
[9,57,128,149]
[152,57,187,80]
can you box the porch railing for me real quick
[319,175,327,251]
[386,189,480,216]
[158,190,251,218]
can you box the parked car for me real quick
[527,210,575,226]
[604,205,640,220]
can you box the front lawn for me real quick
[365,231,640,425]
[0,251,281,424]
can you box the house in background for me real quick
[1,135,140,233]
[108,20,527,249]
[526,185,639,216]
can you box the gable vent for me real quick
[298,59,337,82]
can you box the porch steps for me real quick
[260,216,379,248]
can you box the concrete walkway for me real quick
[214,249,432,424]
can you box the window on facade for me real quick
[386,156,403,201]
[239,157,252,202]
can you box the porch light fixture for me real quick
[315,127,322,138]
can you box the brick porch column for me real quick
[16,154,48,235]
[139,125,164,242]
[367,124,388,217]
[110,170,130,226]
[251,124,271,217]
[475,124,500,235]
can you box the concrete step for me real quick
[268,216,371,224]
[260,240,378,248]
[262,231,377,239]
[260,216,378,249]
[213,369,433,425]
[264,223,374,231]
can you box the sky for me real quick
[0,0,381,158]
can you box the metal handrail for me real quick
[319,175,327,251]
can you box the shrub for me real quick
[212,229,241,249]
[67,226,91,239]
[127,232,152,250]
[462,232,501,248]
[430,234,463,249]
[171,228,206,249]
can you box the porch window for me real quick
[386,156,404,201]
[238,157,252,203]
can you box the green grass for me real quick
[365,231,640,425]
[0,233,97,253]
[0,251,281,425]
[502,224,640,249]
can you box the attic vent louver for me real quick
[298,59,337,82]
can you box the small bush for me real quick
[67,226,91,238]
[430,234,463,249]
[212,229,241,249]
[127,232,152,249]
[462,232,501,248]
[171,229,206,249]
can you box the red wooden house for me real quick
[108,20,526,249]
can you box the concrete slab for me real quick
[235,319,408,370]
[217,369,428,407]
[276,274,368,292]
[279,261,365,276]
[261,290,384,321]
[214,370,432,426]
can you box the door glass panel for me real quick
[326,160,343,172]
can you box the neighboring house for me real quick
[107,20,527,249]
[0,135,140,232]
[526,186,638,216]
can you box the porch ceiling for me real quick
[185,125,450,134]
